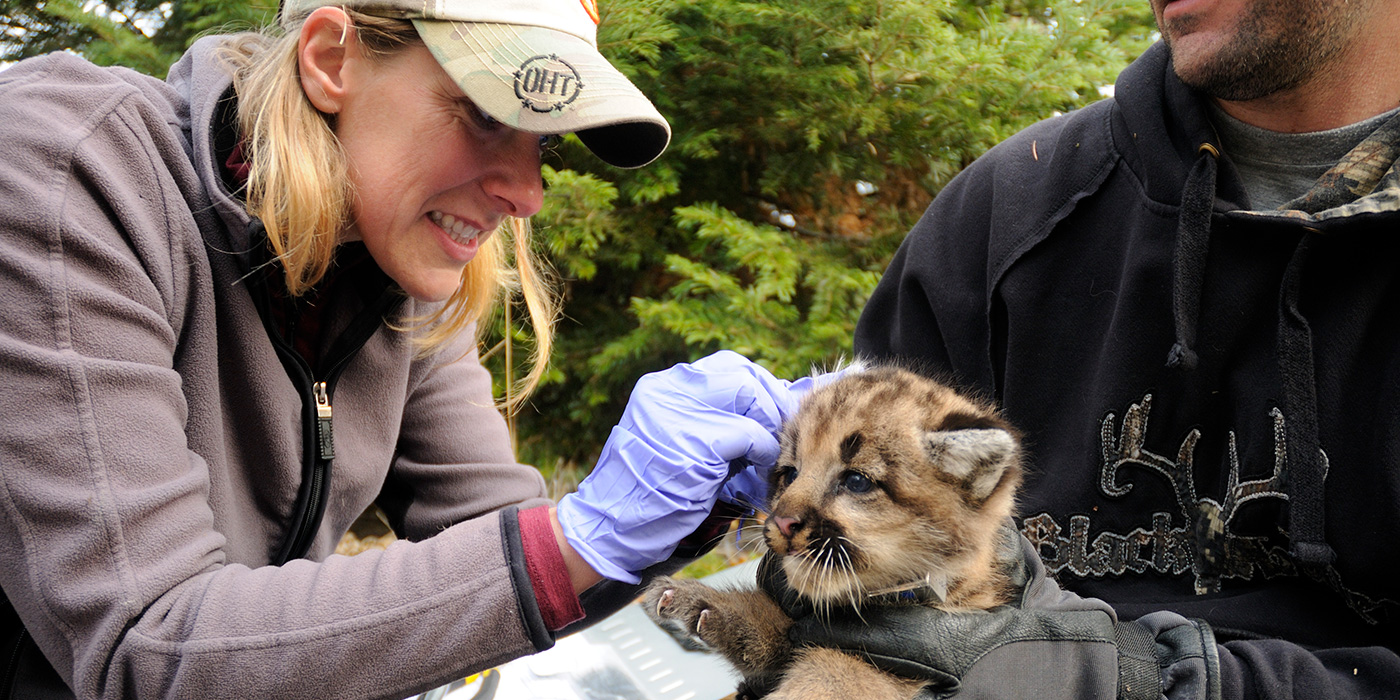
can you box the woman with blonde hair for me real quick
[0,1,812,697]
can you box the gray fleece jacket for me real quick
[0,36,563,699]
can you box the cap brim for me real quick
[415,19,670,168]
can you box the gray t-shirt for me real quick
[1210,103,1400,211]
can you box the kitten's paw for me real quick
[644,577,724,648]
[644,578,711,630]
[646,577,794,681]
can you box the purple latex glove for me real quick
[715,371,839,510]
[558,351,810,583]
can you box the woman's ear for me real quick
[298,6,357,114]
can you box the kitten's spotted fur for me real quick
[645,365,1024,700]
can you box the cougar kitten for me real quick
[645,365,1023,700]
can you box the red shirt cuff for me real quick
[517,505,585,630]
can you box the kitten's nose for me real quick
[773,515,801,537]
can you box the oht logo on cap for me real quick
[514,55,583,113]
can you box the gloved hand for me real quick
[776,527,1222,700]
[716,368,842,510]
[557,351,808,584]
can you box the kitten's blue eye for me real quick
[775,466,798,487]
[841,471,873,493]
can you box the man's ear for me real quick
[298,6,356,115]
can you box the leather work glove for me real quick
[558,351,816,584]
[774,528,1222,699]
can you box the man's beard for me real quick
[1162,0,1359,102]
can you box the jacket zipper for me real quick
[277,380,335,565]
[265,292,398,565]
[315,382,334,461]
[297,381,335,553]
[243,220,400,566]
[258,303,334,566]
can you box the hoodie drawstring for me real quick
[1277,234,1337,568]
[1167,141,1334,571]
[1166,143,1219,371]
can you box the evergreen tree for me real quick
[506,0,1155,475]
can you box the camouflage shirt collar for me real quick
[1262,109,1400,222]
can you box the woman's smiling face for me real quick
[304,14,546,302]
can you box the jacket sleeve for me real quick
[0,55,554,700]
[1214,639,1400,699]
[385,329,749,633]
[380,322,549,542]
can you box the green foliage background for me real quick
[515,0,1154,481]
[2,0,1156,485]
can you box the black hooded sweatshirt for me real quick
[856,42,1400,699]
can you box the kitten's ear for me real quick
[924,429,1019,502]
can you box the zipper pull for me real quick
[314,381,335,460]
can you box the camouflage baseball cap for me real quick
[280,0,670,168]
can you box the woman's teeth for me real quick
[429,211,483,245]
